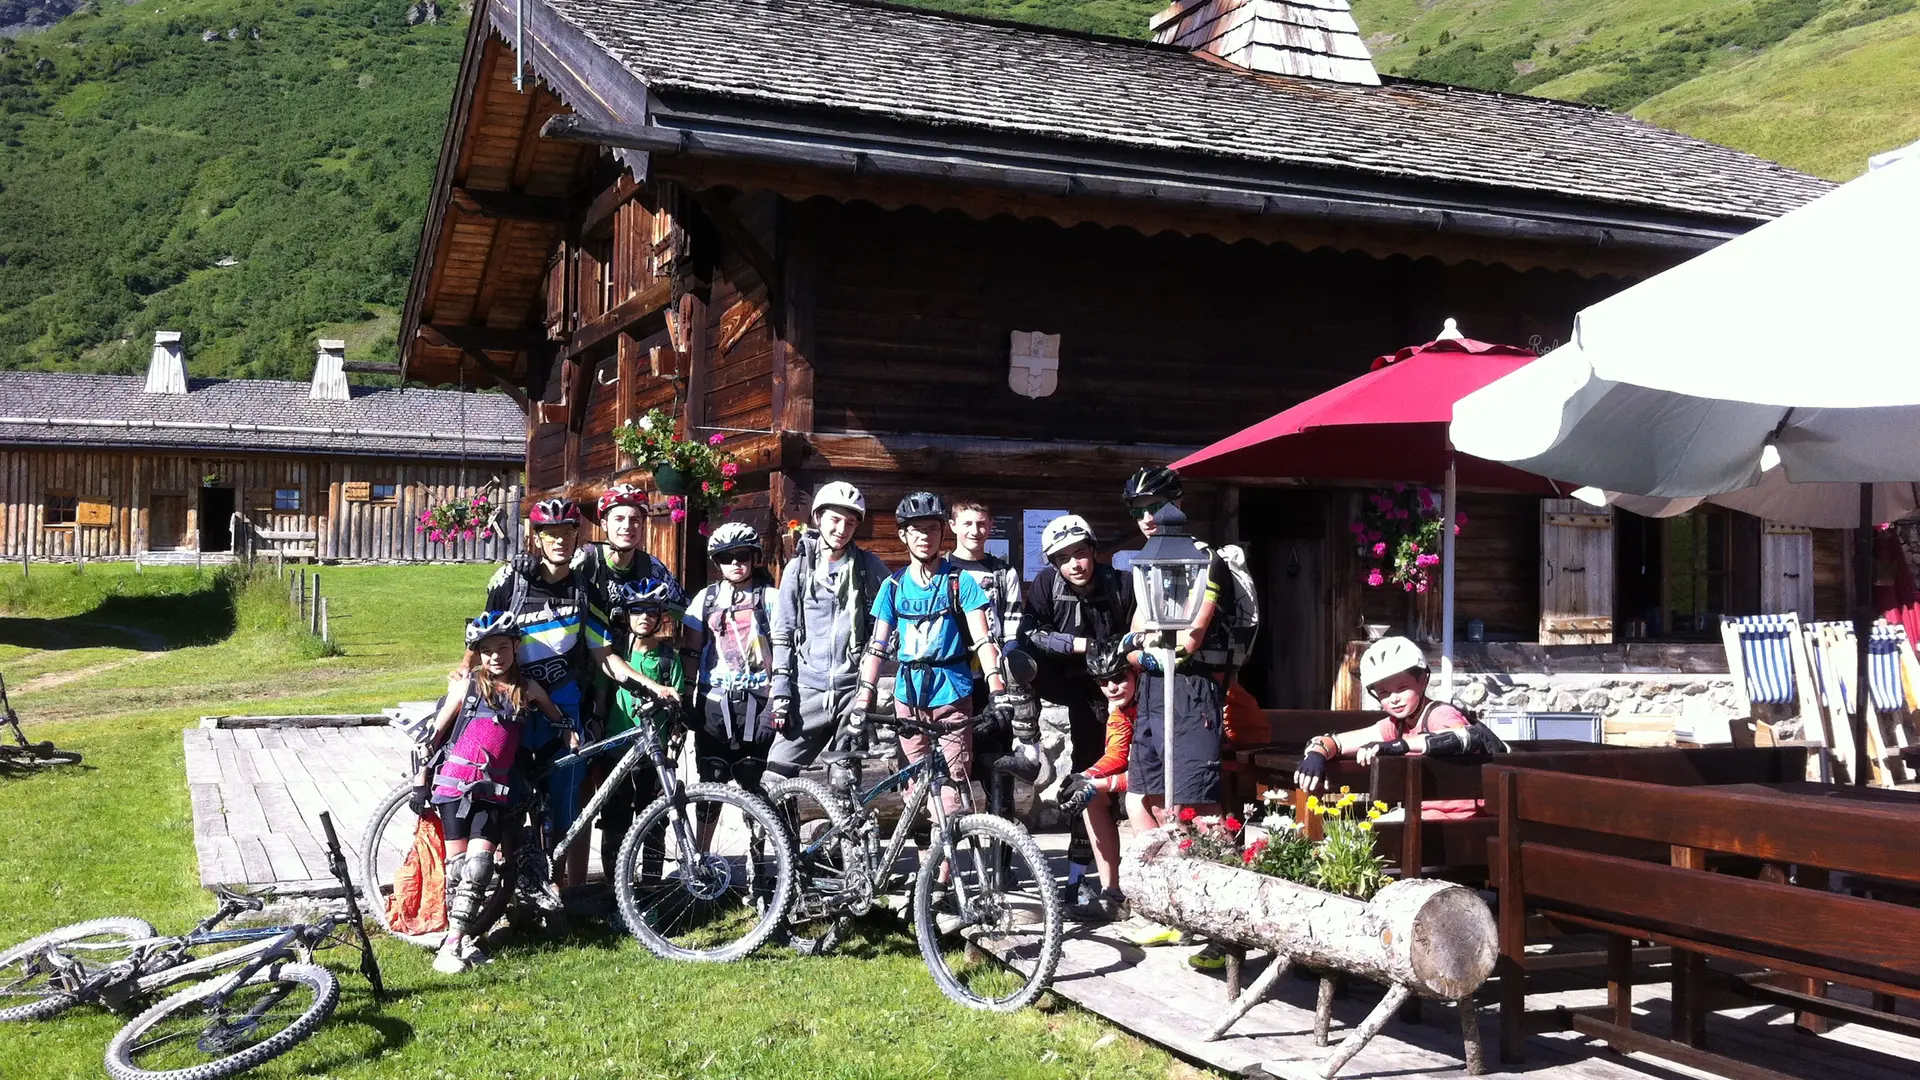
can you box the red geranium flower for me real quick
[1177,806,1197,823]
[1177,837,1193,851]
[1223,814,1243,832]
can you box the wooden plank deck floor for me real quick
[183,725,412,892]
[1016,834,1920,1080]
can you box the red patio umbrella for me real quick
[1171,322,1556,695]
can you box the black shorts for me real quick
[437,798,509,845]
[694,727,770,790]
[1126,670,1223,805]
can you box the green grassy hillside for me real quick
[0,0,1913,381]
[0,0,461,378]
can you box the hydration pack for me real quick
[1198,542,1261,674]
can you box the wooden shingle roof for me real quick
[0,373,525,460]
[548,0,1829,224]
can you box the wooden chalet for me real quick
[399,0,1844,707]
[0,334,525,563]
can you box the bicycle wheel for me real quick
[764,777,857,956]
[0,917,156,1022]
[103,962,338,1080]
[360,781,518,944]
[913,813,1062,1012]
[614,782,793,963]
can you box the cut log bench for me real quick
[1121,829,1498,1077]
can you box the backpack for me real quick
[1203,542,1261,673]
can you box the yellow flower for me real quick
[1366,808,1383,820]
[1339,785,1352,796]
[1373,800,1389,813]
[1338,794,1358,809]
[1358,822,1373,832]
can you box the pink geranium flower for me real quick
[1366,569,1384,587]
[670,507,687,523]
[708,433,725,446]
[721,461,740,478]
[1372,542,1386,557]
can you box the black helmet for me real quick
[1086,638,1131,681]
[894,491,946,526]
[1123,466,1182,504]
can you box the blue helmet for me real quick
[465,610,521,648]
[614,576,687,615]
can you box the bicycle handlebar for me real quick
[864,709,1003,738]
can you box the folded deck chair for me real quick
[1721,615,1826,773]
[1804,619,1914,785]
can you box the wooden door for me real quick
[150,494,188,550]
[1264,535,1327,709]
[1540,499,1614,644]
[1761,524,1815,618]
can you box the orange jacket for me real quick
[1221,681,1264,750]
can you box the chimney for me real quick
[311,339,350,401]
[145,330,188,394]
[1152,0,1380,86]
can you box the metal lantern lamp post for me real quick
[1130,505,1212,817]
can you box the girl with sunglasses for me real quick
[683,522,780,792]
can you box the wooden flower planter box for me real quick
[1120,829,1498,1077]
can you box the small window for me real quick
[370,483,398,502]
[45,494,77,525]
[274,489,302,511]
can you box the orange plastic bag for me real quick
[385,813,448,935]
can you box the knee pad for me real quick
[448,849,495,930]
[443,852,467,913]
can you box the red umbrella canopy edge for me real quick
[1172,333,1551,492]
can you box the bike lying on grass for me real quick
[768,709,1063,1012]
[0,813,383,1080]
[363,711,794,964]
[0,673,82,773]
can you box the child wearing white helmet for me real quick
[768,482,891,779]
[1293,635,1501,818]
[683,521,779,793]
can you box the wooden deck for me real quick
[183,725,412,892]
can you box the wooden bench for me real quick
[1220,709,1385,810]
[1489,767,1920,1077]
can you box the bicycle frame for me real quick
[520,719,702,876]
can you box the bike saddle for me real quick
[211,884,266,912]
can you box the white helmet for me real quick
[1359,636,1428,689]
[811,481,866,521]
[707,521,762,558]
[1040,514,1095,558]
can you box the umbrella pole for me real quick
[1853,482,1872,787]
[1441,455,1457,702]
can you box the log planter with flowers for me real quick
[1119,794,1496,1077]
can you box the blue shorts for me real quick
[521,680,586,835]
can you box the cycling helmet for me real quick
[894,491,946,526]
[465,610,521,648]
[1041,513,1096,558]
[1359,635,1429,689]
[595,483,648,523]
[614,575,688,615]
[1123,466,1183,504]
[528,497,584,529]
[811,481,866,521]
[707,521,762,559]
[1086,638,1131,681]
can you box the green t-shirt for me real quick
[609,641,686,738]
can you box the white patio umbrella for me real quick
[1452,152,1920,784]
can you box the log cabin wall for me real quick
[0,448,519,562]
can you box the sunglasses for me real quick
[1129,500,1168,521]
[1098,674,1132,687]
[712,551,753,565]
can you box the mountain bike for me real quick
[0,673,82,772]
[0,813,383,1080]
[362,712,793,963]
[767,709,1062,1012]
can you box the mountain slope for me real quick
[0,0,461,378]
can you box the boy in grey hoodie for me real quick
[767,482,891,779]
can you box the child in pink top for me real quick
[1292,636,1499,820]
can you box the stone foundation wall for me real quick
[1450,672,1741,727]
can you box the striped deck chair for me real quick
[1720,615,1825,775]
[1804,619,1915,785]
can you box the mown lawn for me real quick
[0,563,1195,1080]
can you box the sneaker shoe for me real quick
[432,938,469,975]
[1124,920,1182,947]
[927,887,967,936]
[459,938,494,966]
[1067,888,1127,925]
[1188,941,1229,971]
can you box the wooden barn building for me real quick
[0,333,525,563]
[398,0,1843,709]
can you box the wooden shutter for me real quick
[1760,523,1815,618]
[1540,499,1614,644]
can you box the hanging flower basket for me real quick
[416,488,500,545]
[611,408,743,527]
[651,464,692,496]
[1351,483,1464,595]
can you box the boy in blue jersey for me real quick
[852,492,1012,817]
